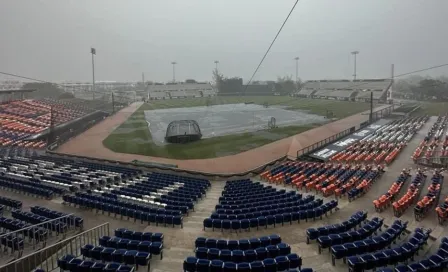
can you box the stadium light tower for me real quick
[294,57,299,89]
[214,60,219,71]
[351,51,359,81]
[91,48,96,100]
[171,62,177,83]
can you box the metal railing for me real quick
[0,222,109,272]
[296,126,355,158]
[0,213,80,259]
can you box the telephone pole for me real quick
[91,48,96,100]
[351,51,359,80]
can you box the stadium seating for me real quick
[204,179,338,232]
[0,99,97,149]
[413,115,447,161]
[436,196,448,225]
[330,116,427,165]
[414,170,444,221]
[30,206,83,229]
[347,228,431,272]
[306,211,367,244]
[317,217,384,254]
[373,170,411,212]
[58,255,136,272]
[392,169,427,217]
[331,220,407,265]
[263,162,384,200]
[0,195,22,210]
[393,237,448,271]
[185,235,313,272]
[58,229,164,271]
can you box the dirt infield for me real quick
[56,102,391,174]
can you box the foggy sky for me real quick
[1,0,447,83]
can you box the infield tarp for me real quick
[309,119,390,161]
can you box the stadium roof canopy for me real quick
[0,89,36,94]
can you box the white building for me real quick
[147,83,216,100]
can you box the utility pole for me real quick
[91,48,96,100]
[111,92,115,113]
[294,57,299,89]
[351,51,359,80]
[214,60,219,71]
[369,91,373,123]
[171,62,177,83]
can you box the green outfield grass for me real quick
[103,96,373,159]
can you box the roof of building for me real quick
[147,83,213,92]
[303,79,392,91]
[0,89,36,94]
[356,89,387,99]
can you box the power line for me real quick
[243,0,300,94]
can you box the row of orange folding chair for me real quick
[392,170,427,217]
[373,169,410,212]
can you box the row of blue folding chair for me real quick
[183,254,304,272]
[331,220,408,265]
[114,229,164,242]
[195,244,291,262]
[0,196,22,209]
[393,237,448,272]
[90,193,187,215]
[63,195,184,227]
[205,204,337,232]
[347,228,432,272]
[0,232,24,253]
[317,217,384,253]
[58,254,136,272]
[214,199,323,216]
[195,235,281,250]
[216,195,303,210]
[30,206,83,229]
[73,192,187,214]
[306,211,367,244]
[216,196,314,213]
[0,217,47,241]
[81,243,156,266]
[11,210,68,234]
[221,188,284,198]
[221,188,277,197]
[148,172,210,182]
[212,203,322,221]
[138,179,207,193]
[0,178,54,198]
[94,237,163,259]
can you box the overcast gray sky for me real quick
[1,0,447,83]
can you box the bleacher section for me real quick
[0,98,97,149]
[62,168,210,228]
[57,228,162,272]
[297,79,391,101]
[0,205,83,258]
[203,179,338,232]
[0,155,141,198]
[393,237,448,271]
[184,235,313,272]
[347,228,431,271]
[262,162,384,200]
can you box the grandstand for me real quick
[297,79,392,102]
